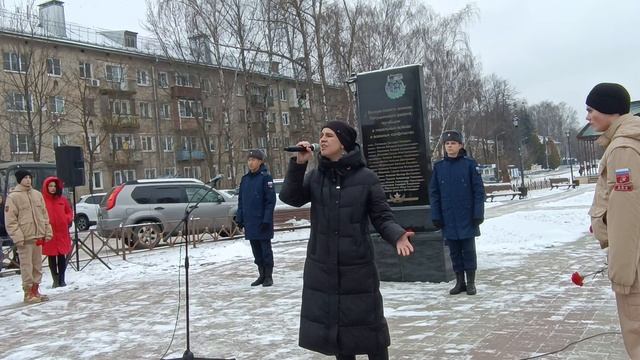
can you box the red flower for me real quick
[571,266,606,287]
[571,272,584,286]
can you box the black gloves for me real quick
[236,222,244,231]
[432,220,443,229]
[474,218,484,226]
[260,222,271,232]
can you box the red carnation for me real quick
[571,272,584,286]
[571,266,606,287]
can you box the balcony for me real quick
[250,94,274,108]
[176,117,201,132]
[101,116,140,132]
[170,86,202,99]
[104,149,143,168]
[99,80,137,96]
[176,150,206,161]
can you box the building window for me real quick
[48,96,65,114]
[279,88,287,101]
[125,34,137,48]
[224,138,230,151]
[226,164,233,179]
[5,92,31,112]
[92,171,103,190]
[258,137,266,148]
[110,99,131,115]
[200,78,211,92]
[10,134,31,154]
[164,167,176,177]
[158,72,169,88]
[271,137,279,149]
[79,62,92,79]
[202,107,212,121]
[89,134,100,153]
[237,109,246,123]
[52,134,67,148]
[183,166,201,179]
[182,136,198,151]
[175,72,194,87]
[140,135,155,152]
[208,137,216,152]
[113,170,136,185]
[111,135,134,151]
[281,112,290,126]
[3,52,28,72]
[46,58,61,76]
[159,103,171,119]
[144,168,157,179]
[105,64,124,82]
[179,99,200,118]
[162,136,174,152]
[136,70,150,86]
[138,102,150,118]
[236,83,244,96]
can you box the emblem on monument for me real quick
[385,73,405,100]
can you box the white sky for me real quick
[4,0,640,126]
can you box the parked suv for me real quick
[97,178,237,248]
[74,193,106,231]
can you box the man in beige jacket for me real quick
[587,83,640,359]
[5,169,53,303]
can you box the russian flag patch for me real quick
[614,168,633,191]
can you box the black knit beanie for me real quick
[322,121,357,152]
[586,83,630,115]
[442,130,463,144]
[15,169,32,184]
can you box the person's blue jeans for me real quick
[249,239,273,268]
[446,238,477,272]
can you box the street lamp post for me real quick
[565,130,574,184]
[494,131,505,182]
[512,115,527,197]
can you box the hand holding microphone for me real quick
[287,141,317,164]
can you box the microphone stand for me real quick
[164,175,234,360]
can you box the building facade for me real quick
[0,1,349,194]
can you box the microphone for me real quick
[283,143,320,152]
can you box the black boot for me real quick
[466,270,476,295]
[48,257,59,288]
[251,265,265,286]
[449,272,466,295]
[58,255,67,287]
[262,266,273,287]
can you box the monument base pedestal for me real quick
[372,231,454,283]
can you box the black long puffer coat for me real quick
[279,146,406,356]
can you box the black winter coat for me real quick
[279,147,406,356]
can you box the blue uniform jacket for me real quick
[429,149,485,240]
[236,164,277,240]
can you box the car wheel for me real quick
[132,223,162,249]
[75,214,90,231]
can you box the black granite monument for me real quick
[354,64,454,282]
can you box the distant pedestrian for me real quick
[579,165,585,176]
[4,169,53,303]
[429,130,485,296]
[586,82,640,359]
[279,120,414,360]
[236,149,277,287]
[41,177,74,288]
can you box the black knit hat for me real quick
[442,130,463,144]
[322,120,357,152]
[586,83,630,115]
[247,149,265,161]
[15,169,32,184]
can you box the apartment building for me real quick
[0,1,349,194]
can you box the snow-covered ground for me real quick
[0,183,620,359]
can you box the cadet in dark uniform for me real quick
[236,149,277,286]
[429,130,485,295]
